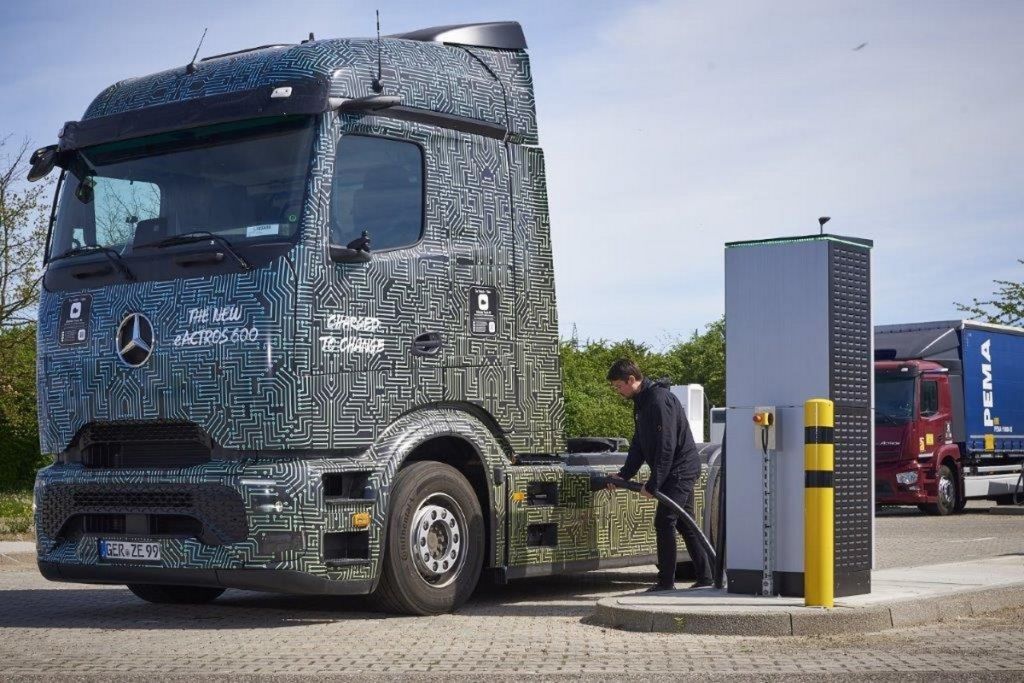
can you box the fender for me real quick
[931,443,963,493]
[930,443,962,472]
[358,406,513,589]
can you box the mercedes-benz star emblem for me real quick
[116,313,154,367]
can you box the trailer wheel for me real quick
[919,465,959,516]
[373,461,484,615]
[127,584,225,604]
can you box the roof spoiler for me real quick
[390,21,526,50]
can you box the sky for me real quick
[1,0,1022,347]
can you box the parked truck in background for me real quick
[874,320,1024,515]
[26,21,720,615]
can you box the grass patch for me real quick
[0,491,34,540]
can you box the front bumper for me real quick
[875,459,935,505]
[34,458,382,594]
[38,560,373,595]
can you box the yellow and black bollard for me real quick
[804,398,834,608]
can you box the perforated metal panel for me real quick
[832,408,872,591]
[830,245,872,405]
[829,242,873,595]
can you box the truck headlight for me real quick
[896,470,919,486]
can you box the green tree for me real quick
[0,137,51,329]
[0,137,50,490]
[664,317,726,409]
[0,325,44,490]
[956,260,1024,325]
[559,317,726,443]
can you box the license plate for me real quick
[98,540,161,562]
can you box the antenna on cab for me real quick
[371,10,384,93]
[186,27,209,74]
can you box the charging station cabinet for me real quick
[724,234,873,597]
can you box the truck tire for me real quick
[919,465,959,516]
[373,461,484,615]
[127,584,225,604]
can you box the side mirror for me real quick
[329,230,372,263]
[75,175,96,204]
[27,145,59,182]
[329,245,372,263]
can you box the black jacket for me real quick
[618,378,701,494]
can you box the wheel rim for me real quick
[408,492,466,588]
[938,473,955,510]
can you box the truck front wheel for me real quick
[373,461,484,615]
[919,464,959,516]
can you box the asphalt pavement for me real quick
[0,502,1021,680]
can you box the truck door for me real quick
[304,123,449,447]
[441,132,517,424]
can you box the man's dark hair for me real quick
[607,358,644,382]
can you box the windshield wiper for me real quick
[52,245,136,282]
[144,231,252,271]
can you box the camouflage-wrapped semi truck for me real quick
[28,21,719,614]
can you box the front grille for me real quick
[75,421,213,469]
[85,422,206,443]
[72,489,193,509]
[150,515,203,537]
[83,514,126,534]
[62,514,204,541]
[41,483,246,545]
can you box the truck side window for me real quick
[920,380,939,417]
[330,135,423,252]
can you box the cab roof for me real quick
[78,22,538,145]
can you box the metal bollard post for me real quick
[804,398,834,608]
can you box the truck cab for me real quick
[27,21,720,614]
[874,359,961,514]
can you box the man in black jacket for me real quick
[606,358,713,592]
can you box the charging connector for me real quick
[752,406,777,451]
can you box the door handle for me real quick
[411,331,443,357]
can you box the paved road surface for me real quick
[1,503,1021,680]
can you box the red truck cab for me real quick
[875,360,963,515]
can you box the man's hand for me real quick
[606,475,625,492]
[640,487,655,499]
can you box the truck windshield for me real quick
[875,376,915,424]
[49,116,315,262]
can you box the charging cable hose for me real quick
[593,475,718,568]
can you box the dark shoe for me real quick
[690,579,714,589]
[644,583,675,593]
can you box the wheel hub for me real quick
[411,501,462,579]
[939,476,955,507]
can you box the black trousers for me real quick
[654,478,712,586]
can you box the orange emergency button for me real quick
[753,411,773,426]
